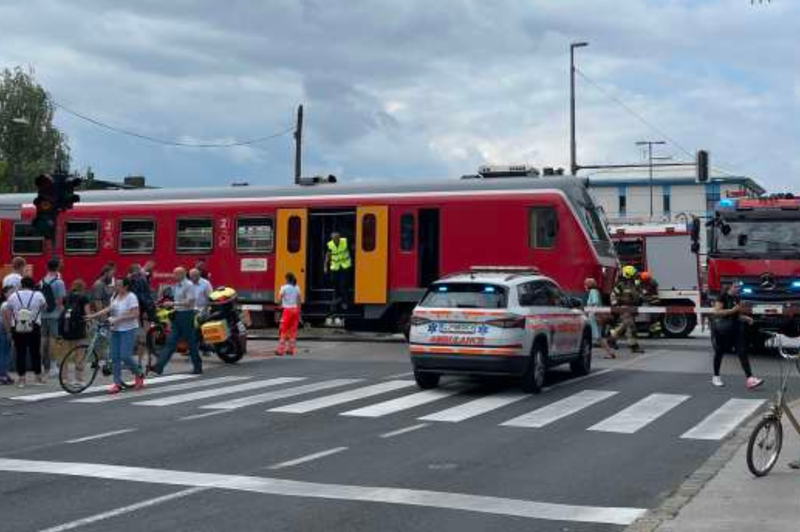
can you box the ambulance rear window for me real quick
[419,283,508,309]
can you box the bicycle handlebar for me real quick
[763,331,800,360]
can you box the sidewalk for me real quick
[653,404,800,532]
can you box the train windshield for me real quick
[571,190,614,257]
[713,216,800,257]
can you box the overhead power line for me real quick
[53,101,295,148]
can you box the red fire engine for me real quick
[707,195,800,345]
[0,171,617,330]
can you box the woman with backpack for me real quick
[7,277,48,387]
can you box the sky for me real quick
[0,0,796,192]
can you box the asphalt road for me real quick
[0,336,794,532]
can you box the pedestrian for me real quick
[150,267,202,375]
[2,256,26,291]
[0,285,15,384]
[143,260,156,287]
[639,271,663,337]
[59,279,92,385]
[710,283,763,390]
[608,265,645,354]
[276,272,301,356]
[39,258,67,378]
[7,277,48,387]
[86,278,145,393]
[195,258,210,281]
[324,231,352,314]
[90,263,116,313]
[189,268,213,313]
[584,278,616,359]
[127,263,157,364]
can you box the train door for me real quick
[355,205,388,304]
[274,209,307,302]
[418,208,440,288]
[307,209,356,305]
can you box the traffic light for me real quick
[52,171,81,211]
[32,174,57,239]
[696,150,709,182]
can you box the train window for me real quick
[400,213,414,251]
[64,221,99,254]
[120,220,156,254]
[236,217,274,253]
[361,213,376,252]
[176,219,213,253]
[12,223,44,255]
[287,216,302,253]
[528,207,558,249]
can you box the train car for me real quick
[0,174,617,330]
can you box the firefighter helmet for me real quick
[622,265,637,279]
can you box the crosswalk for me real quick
[10,375,765,441]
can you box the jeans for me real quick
[110,328,141,385]
[0,328,11,378]
[157,310,201,372]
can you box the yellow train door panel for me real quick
[355,205,388,304]
[275,208,307,302]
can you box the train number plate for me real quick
[440,323,477,334]
[753,305,783,315]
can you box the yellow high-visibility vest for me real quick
[327,238,352,271]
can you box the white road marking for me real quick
[268,447,349,470]
[588,393,690,434]
[65,428,137,444]
[420,391,529,423]
[380,423,430,439]
[382,371,413,380]
[72,376,249,403]
[35,487,205,532]
[341,386,467,418]
[501,390,618,428]
[132,377,305,407]
[178,410,233,422]
[269,380,415,414]
[10,374,197,402]
[681,398,766,440]
[0,458,646,526]
[200,379,361,410]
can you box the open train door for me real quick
[355,205,388,304]
[275,208,308,302]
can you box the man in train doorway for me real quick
[324,231,352,315]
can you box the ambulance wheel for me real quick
[414,370,440,389]
[522,344,546,394]
[662,313,696,338]
[570,332,592,377]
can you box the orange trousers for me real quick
[277,307,300,355]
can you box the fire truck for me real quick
[609,222,701,338]
[706,194,800,346]
[0,169,618,331]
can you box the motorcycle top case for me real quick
[201,320,230,344]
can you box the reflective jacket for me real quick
[327,238,352,271]
[611,278,642,307]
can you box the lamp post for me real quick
[636,140,666,219]
[570,41,588,176]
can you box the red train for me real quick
[0,174,617,330]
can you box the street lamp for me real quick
[636,140,666,220]
[570,41,588,176]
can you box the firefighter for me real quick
[609,265,645,353]
[324,231,352,314]
[639,270,663,337]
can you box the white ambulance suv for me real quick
[408,267,593,393]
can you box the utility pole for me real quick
[294,105,303,185]
[635,140,666,219]
[570,41,588,176]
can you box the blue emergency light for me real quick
[792,280,800,289]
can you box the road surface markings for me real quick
[72,376,249,403]
[341,386,468,418]
[200,379,361,410]
[179,410,234,422]
[269,380,415,414]
[10,374,197,402]
[420,391,529,423]
[382,371,413,380]
[132,377,305,407]
[268,447,349,470]
[681,398,766,440]
[65,428,137,444]
[380,423,430,438]
[501,390,618,428]
[588,393,690,434]
[36,487,206,532]
[0,458,646,526]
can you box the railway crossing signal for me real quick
[696,150,709,183]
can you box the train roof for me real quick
[0,176,591,207]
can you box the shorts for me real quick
[41,318,59,337]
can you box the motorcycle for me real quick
[197,286,248,364]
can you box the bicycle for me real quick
[746,332,800,477]
[58,320,154,394]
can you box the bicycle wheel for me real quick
[747,416,783,477]
[59,344,99,394]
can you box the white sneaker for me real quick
[711,376,724,387]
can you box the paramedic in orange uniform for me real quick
[276,272,301,356]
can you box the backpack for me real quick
[39,278,57,313]
[59,294,86,340]
[13,292,36,333]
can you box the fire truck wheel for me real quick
[522,343,546,394]
[570,332,592,376]
[662,313,697,338]
[414,370,440,389]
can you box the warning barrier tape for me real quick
[586,306,800,317]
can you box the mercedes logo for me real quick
[760,273,776,290]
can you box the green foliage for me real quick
[0,67,70,192]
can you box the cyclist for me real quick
[710,283,763,390]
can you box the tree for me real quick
[0,67,70,192]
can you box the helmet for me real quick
[622,265,637,279]
[640,271,651,282]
